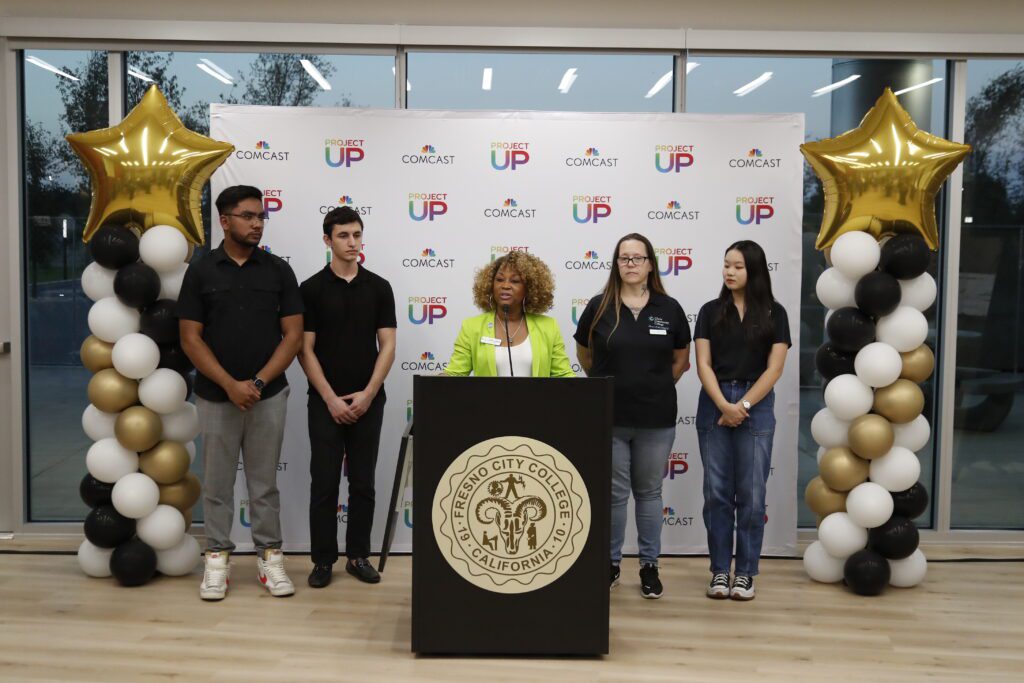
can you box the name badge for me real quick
[481,336,502,346]
[649,328,667,336]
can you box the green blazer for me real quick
[444,312,576,378]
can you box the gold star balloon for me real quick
[801,88,969,251]
[67,85,234,245]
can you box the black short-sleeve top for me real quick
[693,298,791,382]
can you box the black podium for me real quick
[412,376,612,655]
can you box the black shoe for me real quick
[610,563,621,588]
[640,563,663,599]
[308,563,333,588]
[346,557,381,584]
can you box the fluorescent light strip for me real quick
[482,67,493,91]
[25,55,80,82]
[199,58,233,82]
[645,70,673,99]
[197,63,232,85]
[127,67,154,83]
[558,68,578,94]
[812,74,860,98]
[893,77,943,96]
[734,71,773,97]
[300,59,332,91]
[686,61,700,74]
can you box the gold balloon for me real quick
[819,447,869,492]
[848,414,895,459]
[80,335,114,373]
[159,472,201,513]
[873,379,925,424]
[140,441,190,485]
[66,85,234,245]
[805,476,847,516]
[900,345,935,383]
[800,89,970,251]
[115,405,163,452]
[87,368,139,413]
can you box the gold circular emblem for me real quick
[432,436,591,594]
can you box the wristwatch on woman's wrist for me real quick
[253,376,266,392]
[741,400,752,410]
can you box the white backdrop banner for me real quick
[209,106,804,557]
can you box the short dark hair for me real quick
[323,206,364,237]
[215,185,263,215]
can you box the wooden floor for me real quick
[1,553,1022,682]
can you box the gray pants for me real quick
[197,387,289,553]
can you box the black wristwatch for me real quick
[253,376,266,392]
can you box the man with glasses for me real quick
[178,185,304,601]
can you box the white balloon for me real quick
[82,404,118,441]
[139,225,190,274]
[136,505,187,550]
[845,482,895,528]
[111,472,160,519]
[831,231,881,279]
[803,540,845,583]
[87,297,141,344]
[898,273,937,312]
[810,408,850,448]
[162,402,200,443]
[818,512,868,559]
[159,263,189,301]
[854,342,904,388]
[184,440,197,464]
[816,268,857,310]
[86,438,139,483]
[869,446,922,492]
[824,309,835,329]
[892,415,931,452]
[111,333,161,380]
[77,539,113,578]
[156,533,202,576]
[876,306,929,353]
[138,368,188,414]
[816,446,826,465]
[824,374,874,421]
[81,262,117,301]
[889,548,928,587]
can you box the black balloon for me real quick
[90,224,139,270]
[843,549,891,596]
[114,262,162,309]
[159,343,194,377]
[815,342,857,381]
[869,515,920,559]
[891,483,930,520]
[855,271,902,318]
[880,234,930,279]
[141,300,180,344]
[79,474,114,508]
[110,538,158,587]
[826,307,876,353]
[83,505,136,549]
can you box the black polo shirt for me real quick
[300,265,397,397]
[573,292,691,428]
[693,298,792,382]
[177,245,303,402]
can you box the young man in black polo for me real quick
[178,185,304,601]
[298,206,397,587]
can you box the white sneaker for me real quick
[730,575,755,601]
[257,549,295,597]
[200,552,230,601]
[707,573,731,599]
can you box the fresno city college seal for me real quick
[432,436,590,594]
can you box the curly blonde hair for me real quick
[471,251,555,314]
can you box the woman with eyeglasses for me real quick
[574,233,691,599]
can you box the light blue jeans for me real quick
[610,426,676,566]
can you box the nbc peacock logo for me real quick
[422,248,435,257]
[504,198,517,207]
[585,147,599,157]
[585,250,599,260]
[256,140,270,149]
[422,144,436,154]
[338,195,353,205]
[748,148,763,158]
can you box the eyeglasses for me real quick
[223,211,270,223]
[617,256,649,266]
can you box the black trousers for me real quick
[308,392,386,564]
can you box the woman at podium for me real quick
[443,251,575,378]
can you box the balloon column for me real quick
[800,89,969,596]
[70,85,233,586]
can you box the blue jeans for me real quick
[696,383,776,577]
[610,426,676,566]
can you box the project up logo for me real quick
[572,195,612,224]
[490,141,531,171]
[408,192,449,221]
[408,296,448,325]
[654,144,695,173]
[736,195,775,225]
[324,138,365,168]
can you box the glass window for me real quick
[952,60,1024,529]
[686,56,948,528]
[23,49,109,521]
[407,52,675,112]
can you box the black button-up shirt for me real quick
[693,298,792,382]
[177,245,304,402]
[300,265,397,397]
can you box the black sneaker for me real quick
[639,563,663,599]
[346,557,381,584]
[706,573,731,599]
[731,575,755,601]
[308,563,333,588]
[610,563,620,588]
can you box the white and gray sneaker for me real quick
[731,575,755,601]
[200,552,230,601]
[257,549,295,597]
[707,573,731,599]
